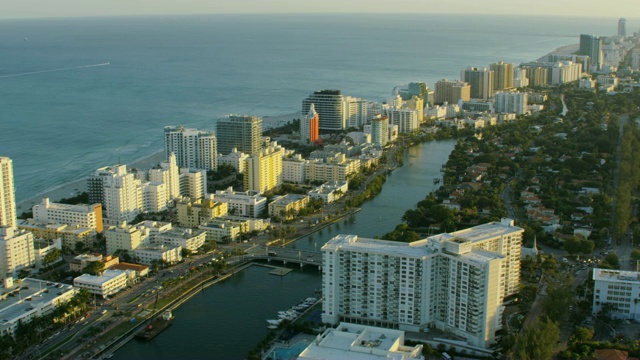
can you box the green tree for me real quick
[603,252,620,269]
[83,261,105,275]
[513,318,560,360]
[631,249,640,262]
[42,247,61,266]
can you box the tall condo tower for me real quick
[216,115,262,156]
[489,61,514,91]
[300,103,320,144]
[302,90,345,131]
[163,126,217,171]
[460,67,494,100]
[618,18,627,37]
[579,34,603,71]
[0,157,17,229]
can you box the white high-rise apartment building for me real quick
[94,165,143,224]
[592,268,640,320]
[0,157,17,229]
[322,219,522,348]
[383,107,420,134]
[217,148,249,174]
[32,198,103,233]
[494,91,528,115]
[148,153,180,204]
[164,126,217,170]
[0,227,35,280]
[209,187,267,218]
[179,168,206,200]
[371,115,389,147]
[343,96,368,129]
[513,68,529,88]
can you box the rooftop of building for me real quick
[35,198,98,212]
[432,218,522,244]
[157,227,206,239]
[74,269,127,284]
[298,323,422,360]
[271,194,309,205]
[322,234,438,258]
[135,243,181,252]
[109,262,149,272]
[593,268,640,283]
[0,278,76,326]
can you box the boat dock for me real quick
[269,267,293,276]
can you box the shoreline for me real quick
[15,150,166,215]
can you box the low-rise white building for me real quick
[156,228,206,252]
[217,148,249,173]
[73,269,129,299]
[308,181,348,204]
[199,221,241,243]
[209,187,267,218]
[282,154,307,184]
[298,323,424,360]
[0,278,77,337]
[134,244,182,266]
[592,268,640,320]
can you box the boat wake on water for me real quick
[0,62,110,78]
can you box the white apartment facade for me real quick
[494,91,528,115]
[134,244,182,266]
[0,227,35,280]
[179,168,206,200]
[321,219,522,348]
[32,198,103,233]
[217,148,249,173]
[592,268,640,320]
[383,107,420,134]
[148,153,180,205]
[210,187,267,218]
[164,126,217,171]
[95,165,143,225]
[156,228,206,252]
[282,154,307,184]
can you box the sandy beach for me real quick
[537,43,579,61]
[16,150,166,215]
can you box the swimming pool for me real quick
[265,341,309,360]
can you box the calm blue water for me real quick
[0,14,628,202]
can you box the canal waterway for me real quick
[288,139,457,252]
[113,139,455,359]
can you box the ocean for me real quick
[0,14,629,202]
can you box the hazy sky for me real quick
[2,0,639,19]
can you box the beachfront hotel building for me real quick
[88,165,142,225]
[243,142,284,194]
[73,269,129,298]
[302,90,345,131]
[163,125,217,171]
[321,218,523,348]
[0,227,35,281]
[216,115,262,155]
[461,67,495,100]
[434,79,471,105]
[0,157,17,229]
[300,103,320,144]
[592,268,640,321]
[383,107,420,134]
[282,154,307,184]
[0,278,77,337]
[298,323,424,360]
[32,198,103,233]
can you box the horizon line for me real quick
[0,12,635,21]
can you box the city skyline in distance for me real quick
[2,0,639,20]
